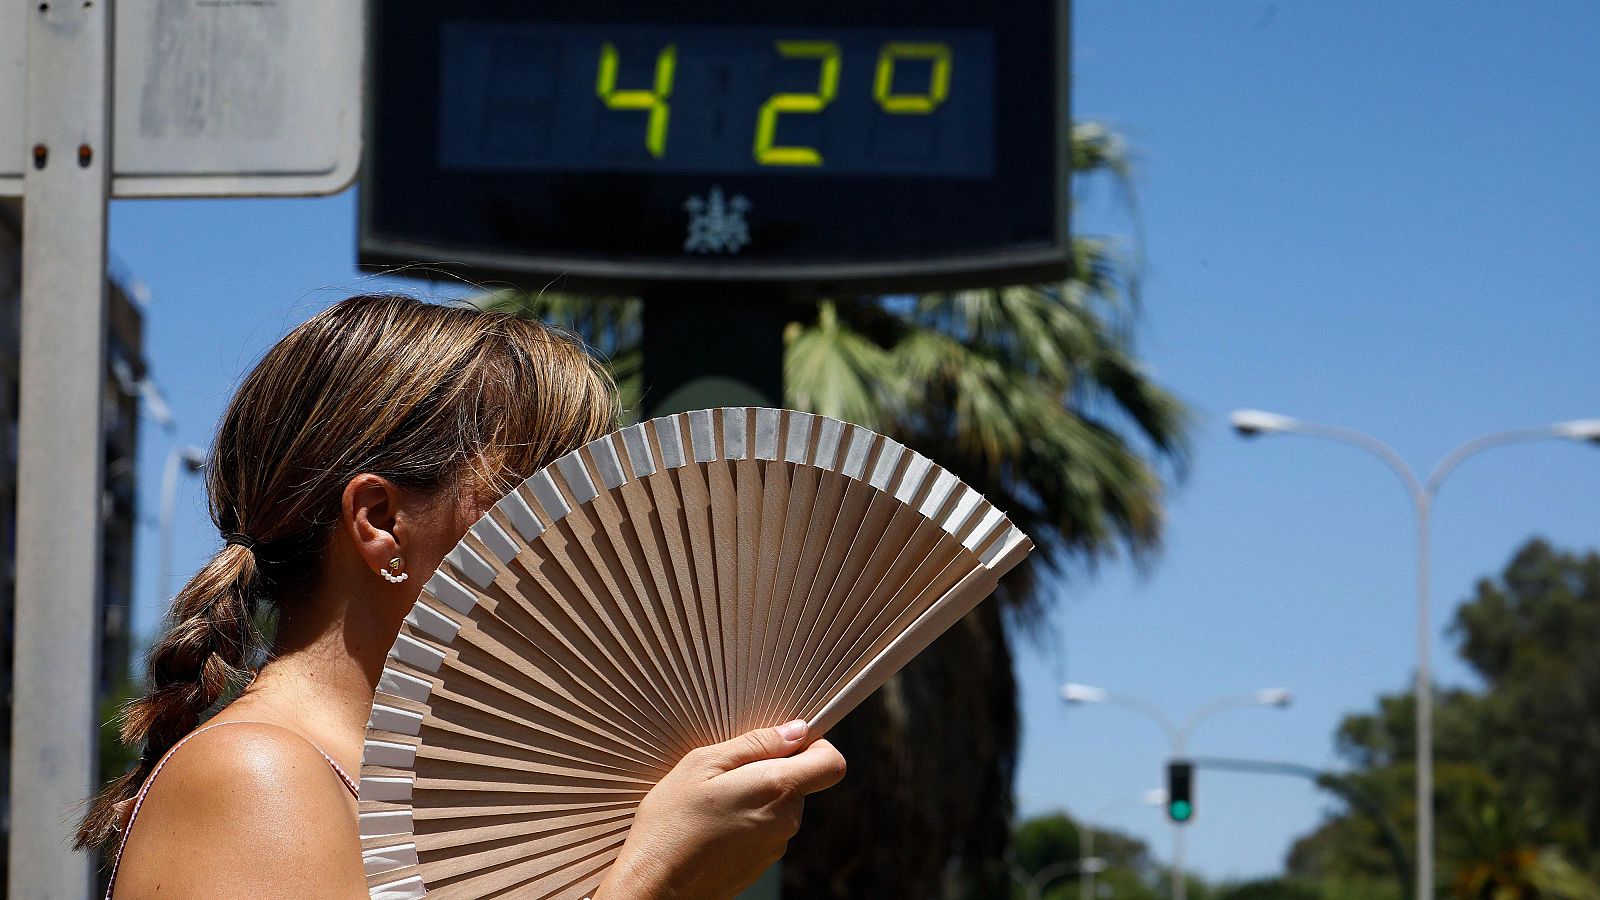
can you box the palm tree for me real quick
[477,121,1188,899]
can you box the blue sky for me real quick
[108,0,1600,882]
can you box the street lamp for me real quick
[1078,788,1167,900]
[158,444,207,606]
[1229,410,1600,900]
[1060,683,1292,900]
[1012,857,1107,900]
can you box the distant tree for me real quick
[1003,811,1163,900]
[1288,539,1600,897]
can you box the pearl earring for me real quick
[381,556,409,584]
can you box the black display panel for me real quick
[362,0,1068,295]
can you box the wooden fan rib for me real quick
[780,449,954,714]
[696,410,744,740]
[411,747,654,791]
[410,820,631,886]
[440,611,674,765]
[740,411,797,733]
[729,408,777,732]
[420,826,624,900]
[755,421,871,722]
[703,411,751,732]
[468,565,683,761]
[809,561,1011,737]
[412,778,649,800]
[511,480,689,754]
[720,409,762,730]
[413,807,633,851]
[579,436,713,750]
[611,473,720,749]
[747,413,819,725]
[413,723,658,784]
[767,486,901,720]
[785,509,958,719]
[529,513,697,757]
[660,417,732,740]
[427,683,667,782]
[412,800,634,828]
[423,678,669,776]
[631,417,725,745]
[796,484,1024,719]
[554,444,708,755]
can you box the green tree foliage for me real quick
[479,122,1187,899]
[1004,812,1164,900]
[1288,539,1600,898]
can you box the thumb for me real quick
[698,719,809,772]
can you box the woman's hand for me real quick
[594,719,847,900]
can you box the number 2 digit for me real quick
[753,41,840,167]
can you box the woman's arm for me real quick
[110,723,367,900]
[594,720,848,900]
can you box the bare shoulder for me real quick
[112,722,366,900]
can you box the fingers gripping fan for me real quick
[358,408,1032,899]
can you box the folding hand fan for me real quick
[357,408,1031,900]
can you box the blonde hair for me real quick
[77,293,618,851]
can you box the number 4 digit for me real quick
[753,41,841,167]
[596,41,677,158]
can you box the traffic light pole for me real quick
[1190,757,1411,900]
[1060,685,1292,900]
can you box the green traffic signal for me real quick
[1167,760,1194,823]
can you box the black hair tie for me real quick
[223,532,258,552]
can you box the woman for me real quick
[78,294,846,899]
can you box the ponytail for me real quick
[75,543,264,851]
[75,293,618,856]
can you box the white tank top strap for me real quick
[104,719,360,900]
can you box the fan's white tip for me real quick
[359,774,415,803]
[363,841,419,877]
[369,875,427,900]
[359,809,414,839]
[368,702,424,737]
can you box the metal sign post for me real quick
[2,3,363,896]
[11,0,114,895]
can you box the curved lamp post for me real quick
[1078,788,1167,900]
[1060,683,1292,900]
[158,444,207,605]
[1229,410,1600,900]
[1011,857,1107,900]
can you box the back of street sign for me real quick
[1,0,361,198]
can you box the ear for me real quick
[341,473,409,579]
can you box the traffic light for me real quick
[1167,760,1194,823]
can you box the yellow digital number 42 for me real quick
[753,41,841,167]
[596,41,677,158]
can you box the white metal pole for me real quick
[10,0,112,894]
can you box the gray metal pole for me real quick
[1079,820,1094,900]
[1414,498,1433,900]
[159,445,207,609]
[1229,417,1595,900]
[1171,824,1185,900]
[10,0,113,894]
